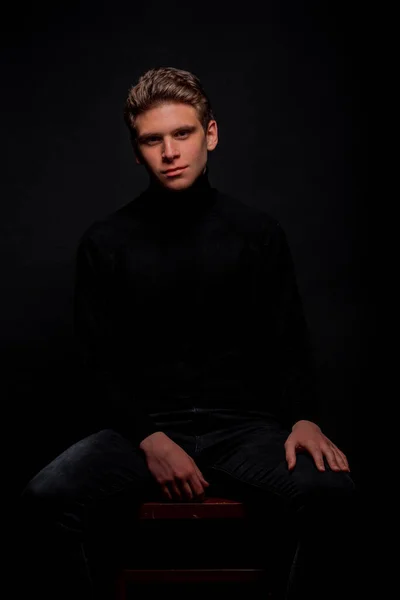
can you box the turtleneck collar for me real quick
[148,164,211,195]
[140,165,217,219]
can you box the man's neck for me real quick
[147,165,212,198]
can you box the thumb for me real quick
[285,439,297,471]
[199,471,210,486]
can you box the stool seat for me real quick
[138,496,248,519]
[115,495,289,599]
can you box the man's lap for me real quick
[22,407,355,516]
[163,410,356,512]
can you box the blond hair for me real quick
[124,66,215,147]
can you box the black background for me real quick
[2,2,372,496]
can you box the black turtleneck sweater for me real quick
[73,168,319,446]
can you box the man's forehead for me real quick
[136,102,198,135]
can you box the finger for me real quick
[192,464,210,490]
[329,443,350,471]
[197,469,210,487]
[336,447,350,471]
[188,479,205,502]
[192,469,208,498]
[180,480,194,501]
[169,481,182,501]
[321,444,341,471]
[333,447,350,471]
[161,485,172,501]
[284,439,297,470]
[308,444,325,471]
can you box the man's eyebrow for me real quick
[137,124,196,142]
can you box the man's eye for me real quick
[143,131,189,145]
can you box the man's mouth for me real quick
[163,166,187,177]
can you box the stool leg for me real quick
[115,572,126,600]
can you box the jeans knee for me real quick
[20,469,66,525]
[300,471,357,520]
[291,453,356,513]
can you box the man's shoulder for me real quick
[78,189,283,251]
[214,189,281,242]
[77,193,146,252]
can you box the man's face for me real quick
[134,102,218,191]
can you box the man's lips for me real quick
[163,166,187,176]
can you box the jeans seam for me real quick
[68,478,153,521]
[194,435,202,453]
[208,464,294,506]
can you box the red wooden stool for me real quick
[114,496,274,599]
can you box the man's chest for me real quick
[116,221,256,308]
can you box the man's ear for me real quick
[134,146,143,165]
[206,120,218,152]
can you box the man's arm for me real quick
[73,230,160,447]
[259,220,319,428]
[257,219,351,473]
[73,230,212,497]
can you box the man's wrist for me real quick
[291,419,319,431]
[139,431,168,452]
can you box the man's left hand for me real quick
[284,420,350,472]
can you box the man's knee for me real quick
[293,454,356,511]
[19,429,113,513]
[20,469,61,523]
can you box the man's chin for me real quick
[164,180,193,191]
[154,175,194,192]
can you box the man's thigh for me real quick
[200,420,355,513]
[20,428,165,527]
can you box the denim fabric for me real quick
[18,408,356,599]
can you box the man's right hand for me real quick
[139,431,210,502]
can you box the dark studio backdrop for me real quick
[2,2,371,497]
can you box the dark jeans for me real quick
[18,408,357,599]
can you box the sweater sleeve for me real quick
[258,220,320,428]
[73,231,160,447]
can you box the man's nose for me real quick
[162,139,180,159]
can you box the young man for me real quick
[20,67,356,599]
